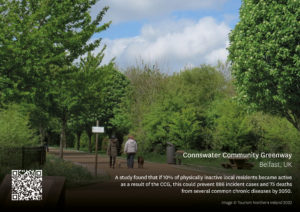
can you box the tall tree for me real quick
[65,51,130,153]
[228,0,300,131]
[46,65,79,158]
[0,0,111,158]
[0,0,110,104]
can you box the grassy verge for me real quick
[43,154,109,187]
[0,153,109,187]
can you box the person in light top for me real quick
[124,135,137,168]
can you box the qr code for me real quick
[11,170,42,201]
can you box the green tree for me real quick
[0,0,110,104]
[228,0,300,131]
[142,66,228,151]
[69,115,86,151]
[210,99,259,152]
[0,104,38,147]
[124,64,167,132]
[169,107,201,150]
[0,0,111,158]
[175,65,228,109]
[75,51,106,153]
[77,52,130,152]
[45,66,80,158]
[253,113,300,153]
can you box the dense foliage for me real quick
[0,0,111,104]
[0,0,298,161]
[228,0,300,131]
[115,64,299,155]
[0,0,129,158]
[0,104,37,147]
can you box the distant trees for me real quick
[114,62,299,154]
[119,65,231,152]
[228,0,300,132]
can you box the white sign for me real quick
[92,126,104,133]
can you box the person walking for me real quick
[107,135,119,169]
[124,135,137,168]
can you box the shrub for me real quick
[256,113,300,153]
[210,99,260,152]
[0,104,38,147]
[43,155,98,187]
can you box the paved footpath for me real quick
[49,148,207,177]
[49,148,292,209]
[48,148,220,208]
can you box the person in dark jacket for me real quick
[107,135,119,169]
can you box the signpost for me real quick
[92,120,104,176]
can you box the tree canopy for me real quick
[0,0,110,104]
[228,0,300,131]
[0,0,114,158]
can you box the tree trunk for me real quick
[86,129,92,153]
[76,131,82,151]
[46,130,51,146]
[85,123,93,153]
[59,116,67,159]
[39,125,46,145]
[88,133,92,153]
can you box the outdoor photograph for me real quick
[0,0,299,210]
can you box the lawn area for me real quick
[43,154,109,187]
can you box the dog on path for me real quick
[117,159,122,168]
[117,156,144,168]
[138,156,144,168]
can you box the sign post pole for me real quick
[92,121,104,177]
[95,120,99,176]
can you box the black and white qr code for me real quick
[11,170,42,201]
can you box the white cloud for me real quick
[93,0,227,24]
[99,17,230,72]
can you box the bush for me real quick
[210,99,300,153]
[153,143,165,154]
[43,155,100,187]
[0,104,38,147]
[210,99,258,152]
[77,132,94,151]
[256,113,300,153]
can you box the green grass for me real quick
[43,154,109,187]
[0,153,108,187]
[141,152,166,163]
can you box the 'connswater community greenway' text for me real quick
[182,152,292,160]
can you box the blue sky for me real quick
[91,0,242,72]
